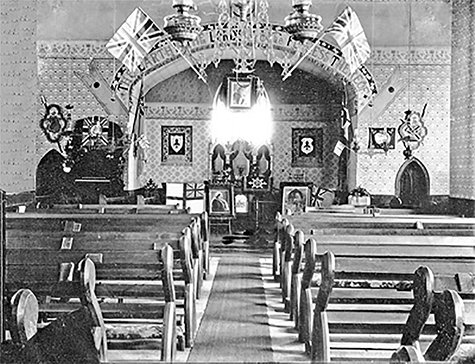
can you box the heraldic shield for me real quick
[170,134,184,154]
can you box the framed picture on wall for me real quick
[205,183,235,217]
[228,79,252,108]
[161,125,192,165]
[291,128,323,167]
[280,182,312,215]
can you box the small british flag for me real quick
[185,183,205,200]
[81,116,109,148]
[106,7,164,73]
[311,186,334,208]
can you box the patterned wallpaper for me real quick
[30,41,452,197]
[0,26,457,199]
[0,0,38,193]
[36,54,127,162]
[356,48,451,196]
[450,0,475,200]
[143,62,342,189]
[143,103,341,190]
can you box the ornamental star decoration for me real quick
[247,176,268,189]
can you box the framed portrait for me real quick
[291,128,323,167]
[161,125,192,165]
[205,183,235,217]
[280,183,311,215]
[228,79,252,108]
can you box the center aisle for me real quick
[187,253,274,362]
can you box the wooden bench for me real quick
[6,211,210,288]
[272,212,288,282]
[4,252,178,363]
[5,212,210,352]
[274,211,475,317]
[297,236,475,362]
[309,227,475,236]
[272,212,475,361]
[3,256,107,362]
[287,212,475,232]
[4,228,180,362]
[38,202,187,215]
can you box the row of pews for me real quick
[1,203,211,363]
[273,210,475,363]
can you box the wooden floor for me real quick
[178,234,475,364]
[178,238,313,363]
[174,211,475,363]
[6,208,474,363]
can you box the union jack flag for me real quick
[185,183,205,200]
[325,7,371,74]
[311,186,333,208]
[81,116,109,148]
[165,183,205,213]
[106,7,164,73]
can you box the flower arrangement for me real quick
[349,186,371,197]
[348,186,371,206]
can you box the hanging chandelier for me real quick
[163,0,203,43]
[162,0,323,77]
[162,0,322,146]
[284,0,323,42]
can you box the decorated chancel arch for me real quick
[111,22,376,191]
[111,23,377,110]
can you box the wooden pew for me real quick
[287,212,475,234]
[275,211,475,322]
[310,227,475,236]
[4,253,178,363]
[40,202,187,214]
[4,228,179,361]
[273,212,288,282]
[3,256,107,363]
[298,236,475,362]
[288,231,475,321]
[391,279,474,362]
[273,211,475,294]
[5,212,207,351]
[6,211,211,285]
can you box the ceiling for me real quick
[37,0,452,48]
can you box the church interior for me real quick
[1,0,474,363]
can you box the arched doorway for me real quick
[395,158,429,208]
[36,149,77,204]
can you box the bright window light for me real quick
[211,83,273,146]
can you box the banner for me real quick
[325,6,371,74]
[106,7,164,73]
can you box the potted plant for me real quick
[348,186,371,207]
